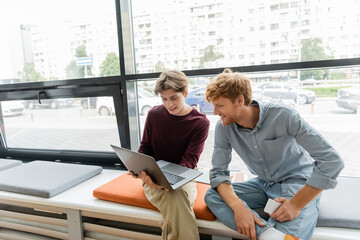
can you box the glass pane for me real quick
[1,97,120,151]
[137,86,162,116]
[132,0,360,73]
[137,66,360,177]
[0,0,119,83]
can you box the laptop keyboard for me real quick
[163,171,185,185]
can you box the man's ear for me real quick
[236,95,244,105]
[184,91,188,98]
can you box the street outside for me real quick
[2,99,360,177]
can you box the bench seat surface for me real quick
[317,176,360,229]
[0,160,103,198]
[0,159,22,171]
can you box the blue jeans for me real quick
[204,177,320,240]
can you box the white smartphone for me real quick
[264,198,281,214]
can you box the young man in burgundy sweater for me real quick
[135,70,210,240]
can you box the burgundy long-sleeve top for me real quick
[138,105,210,169]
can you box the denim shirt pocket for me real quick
[262,135,293,175]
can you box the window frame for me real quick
[0,76,130,166]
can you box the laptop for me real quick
[110,144,203,190]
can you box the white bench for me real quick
[0,169,358,240]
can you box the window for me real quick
[302,19,310,26]
[291,2,298,7]
[280,3,289,9]
[134,64,360,177]
[291,21,298,28]
[271,42,279,47]
[0,0,359,177]
[0,82,126,165]
[270,4,279,11]
[271,23,279,30]
[1,96,120,151]
[301,29,310,35]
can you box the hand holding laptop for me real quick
[128,171,169,191]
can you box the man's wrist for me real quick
[228,198,245,210]
[289,196,305,209]
[289,184,323,209]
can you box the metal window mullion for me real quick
[117,0,141,150]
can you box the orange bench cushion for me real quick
[93,173,216,221]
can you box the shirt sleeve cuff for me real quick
[306,171,339,190]
[210,175,232,188]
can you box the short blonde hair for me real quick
[205,68,252,105]
[154,70,188,95]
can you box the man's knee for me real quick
[160,189,191,210]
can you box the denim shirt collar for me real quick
[234,100,265,133]
[254,100,266,132]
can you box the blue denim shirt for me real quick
[210,101,344,190]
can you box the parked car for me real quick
[96,97,115,116]
[81,97,97,109]
[96,89,161,116]
[252,82,316,104]
[25,98,75,109]
[185,87,214,114]
[336,85,360,112]
[137,88,162,115]
[300,78,321,86]
[1,100,25,117]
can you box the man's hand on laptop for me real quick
[137,171,169,191]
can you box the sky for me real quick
[0,0,115,25]
[0,0,171,25]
